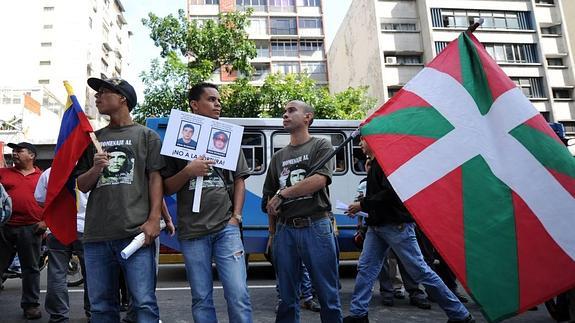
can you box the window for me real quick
[435,41,449,54]
[252,63,271,81]
[270,18,297,35]
[352,136,367,174]
[432,8,532,30]
[38,79,50,84]
[535,0,554,4]
[299,18,322,29]
[510,77,545,98]
[300,40,323,54]
[269,0,295,12]
[484,43,538,63]
[552,88,573,100]
[189,0,219,4]
[541,24,561,35]
[255,41,270,58]
[247,18,268,35]
[387,86,402,98]
[384,53,422,65]
[560,121,575,134]
[271,40,298,57]
[236,0,267,11]
[547,57,564,66]
[43,24,53,29]
[242,133,265,173]
[302,0,320,6]
[301,62,326,80]
[272,62,299,74]
[41,42,52,47]
[43,6,54,11]
[381,23,417,31]
[39,61,51,66]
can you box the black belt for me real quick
[277,213,327,228]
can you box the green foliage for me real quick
[133,9,256,123]
[219,77,262,118]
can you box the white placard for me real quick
[160,109,244,171]
[160,109,244,212]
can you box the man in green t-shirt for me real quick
[161,82,253,322]
[76,77,163,322]
[263,100,342,323]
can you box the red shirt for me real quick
[0,166,43,226]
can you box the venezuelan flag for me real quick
[44,81,94,245]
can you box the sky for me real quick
[121,0,352,99]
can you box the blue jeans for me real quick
[45,233,90,322]
[273,217,342,323]
[84,238,159,323]
[180,223,252,323]
[275,262,313,301]
[349,223,469,320]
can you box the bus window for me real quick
[273,132,347,175]
[352,136,367,174]
[242,132,265,174]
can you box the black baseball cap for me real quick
[8,142,37,155]
[87,77,137,110]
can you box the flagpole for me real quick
[307,128,361,177]
[89,132,104,154]
[466,18,484,35]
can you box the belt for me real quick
[277,213,327,228]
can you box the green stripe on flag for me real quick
[463,156,519,321]
[361,107,454,138]
[510,124,575,178]
[459,33,493,116]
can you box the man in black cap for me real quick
[0,142,44,320]
[75,77,164,322]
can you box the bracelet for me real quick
[233,213,243,223]
[275,189,285,200]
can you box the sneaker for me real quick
[343,315,369,323]
[393,290,405,299]
[23,306,42,320]
[301,298,321,312]
[410,297,432,310]
[447,315,475,323]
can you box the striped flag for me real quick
[44,82,94,245]
[361,32,575,322]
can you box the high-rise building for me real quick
[328,0,575,138]
[0,0,132,126]
[187,0,328,85]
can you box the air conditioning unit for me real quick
[386,56,397,64]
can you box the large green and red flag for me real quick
[361,32,575,322]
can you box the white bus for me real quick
[147,117,368,262]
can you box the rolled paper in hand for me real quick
[121,221,166,259]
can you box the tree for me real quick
[133,9,256,123]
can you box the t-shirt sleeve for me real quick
[146,129,165,173]
[233,150,250,180]
[262,155,279,197]
[34,170,49,203]
[160,156,184,179]
[311,138,334,185]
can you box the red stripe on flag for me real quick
[427,39,462,84]
[524,116,565,145]
[548,168,575,198]
[468,34,517,101]
[404,167,467,287]
[367,134,436,175]
[513,192,575,313]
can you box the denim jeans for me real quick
[45,233,90,322]
[84,238,159,323]
[180,223,252,323]
[0,224,42,310]
[276,262,314,302]
[349,223,469,320]
[273,217,342,323]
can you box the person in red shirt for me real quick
[0,142,44,320]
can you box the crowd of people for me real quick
[0,78,478,323]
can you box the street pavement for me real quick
[0,264,554,322]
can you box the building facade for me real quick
[0,0,132,143]
[187,0,328,86]
[328,0,575,137]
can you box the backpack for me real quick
[0,183,12,225]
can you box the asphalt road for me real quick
[0,264,554,322]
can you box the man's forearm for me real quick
[232,178,245,215]
[281,174,327,199]
[77,167,102,193]
[148,171,163,221]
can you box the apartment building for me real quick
[328,0,575,137]
[187,0,328,85]
[0,0,132,131]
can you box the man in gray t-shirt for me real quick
[76,77,163,322]
[161,82,253,323]
[263,100,342,323]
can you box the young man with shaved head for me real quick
[263,100,342,323]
